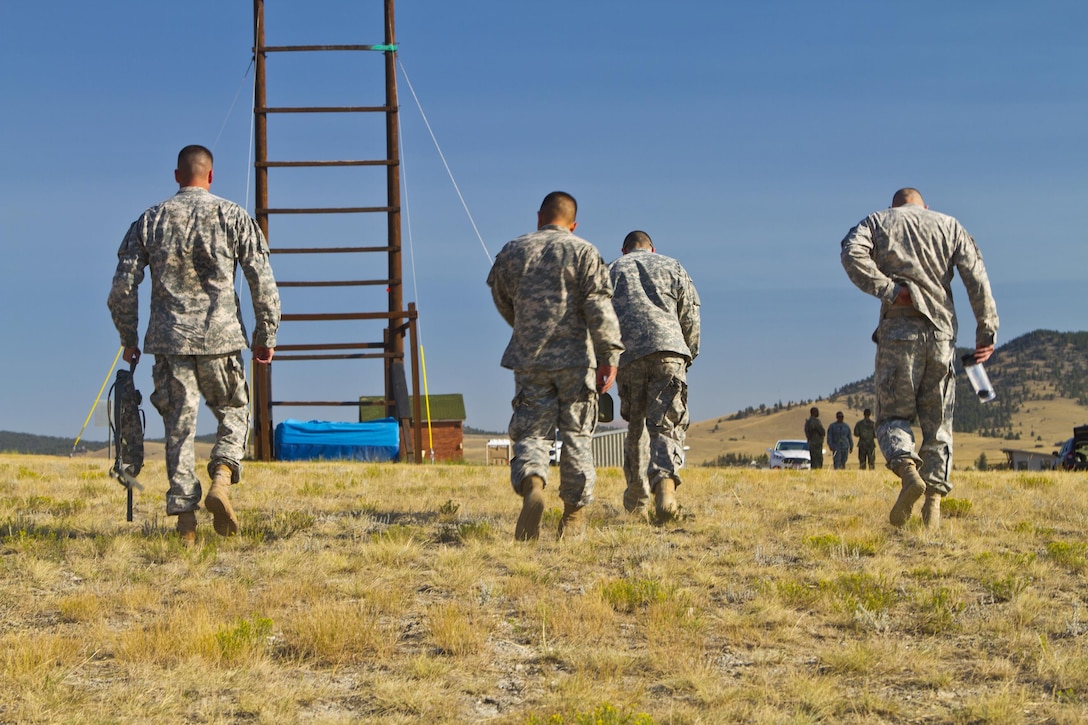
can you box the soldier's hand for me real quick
[123,347,141,367]
[973,345,994,364]
[596,364,617,394]
[253,346,275,364]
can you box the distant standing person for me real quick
[608,231,701,522]
[841,187,998,529]
[827,411,854,470]
[854,408,877,469]
[108,145,281,546]
[805,407,825,469]
[487,191,623,541]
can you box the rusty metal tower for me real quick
[250,0,422,462]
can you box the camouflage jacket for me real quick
[108,187,281,355]
[487,224,623,371]
[608,249,700,366]
[804,416,825,443]
[854,417,876,445]
[840,203,998,347]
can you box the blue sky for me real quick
[1,1,1085,440]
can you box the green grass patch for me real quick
[824,572,898,613]
[1045,541,1088,573]
[913,586,966,634]
[804,532,881,557]
[941,497,972,518]
[215,615,273,664]
[981,574,1031,603]
[598,577,673,613]
[1017,475,1053,490]
[456,519,496,542]
[526,703,654,724]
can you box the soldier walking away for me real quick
[608,231,701,522]
[108,145,281,546]
[827,411,854,470]
[804,407,825,469]
[841,187,998,529]
[487,192,623,541]
[854,408,877,469]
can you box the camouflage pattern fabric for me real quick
[616,354,689,512]
[151,353,249,515]
[805,416,825,469]
[108,187,280,354]
[489,224,622,503]
[607,247,699,511]
[507,368,598,508]
[112,368,144,479]
[871,313,956,493]
[608,249,700,366]
[842,202,998,495]
[840,203,998,349]
[487,225,622,371]
[854,417,877,469]
[827,421,853,470]
[109,186,280,516]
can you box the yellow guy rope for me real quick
[72,346,124,455]
[419,343,434,461]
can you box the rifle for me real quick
[109,361,145,521]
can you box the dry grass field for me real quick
[3,453,1088,723]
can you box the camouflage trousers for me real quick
[857,443,876,469]
[150,353,249,515]
[616,353,689,513]
[807,441,824,469]
[873,313,956,494]
[508,367,598,508]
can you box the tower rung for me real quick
[258,106,393,114]
[281,312,406,322]
[276,342,385,352]
[262,44,390,52]
[258,160,394,168]
[272,246,393,254]
[272,352,397,361]
[277,279,396,288]
[270,400,389,406]
[259,206,395,215]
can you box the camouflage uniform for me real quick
[488,224,622,507]
[841,203,997,494]
[804,416,825,469]
[108,187,280,515]
[608,249,700,512]
[826,420,853,470]
[854,416,877,469]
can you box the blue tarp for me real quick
[274,418,400,462]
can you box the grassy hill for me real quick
[685,330,1088,470]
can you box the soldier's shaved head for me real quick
[892,187,924,208]
[622,230,654,253]
[176,145,214,187]
[538,191,578,226]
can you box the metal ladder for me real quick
[250,0,421,461]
